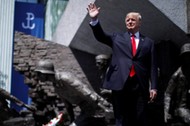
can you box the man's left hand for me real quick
[149,89,157,103]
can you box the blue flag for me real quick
[12,2,44,111]
[14,2,44,38]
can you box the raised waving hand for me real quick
[87,3,100,21]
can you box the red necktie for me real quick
[129,34,136,77]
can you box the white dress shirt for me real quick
[130,32,140,49]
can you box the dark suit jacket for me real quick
[91,22,158,94]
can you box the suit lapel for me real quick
[124,32,133,56]
[135,34,144,57]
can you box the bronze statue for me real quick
[95,54,110,72]
[0,88,35,111]
[0,88,35,126]
[164,43,190,126]
[95,54,110,86]
[34,60,113,126]
[95,54,112,100]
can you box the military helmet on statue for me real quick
[95,54,110,61]
[180,43,190,55]
[180,43,190,65]
[34,60,55,74]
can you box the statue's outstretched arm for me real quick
[55,72,112,112]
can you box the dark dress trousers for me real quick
[90,22,158,126]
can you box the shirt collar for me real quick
[130,32,140,38]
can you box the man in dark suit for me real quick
[87,3,158,126]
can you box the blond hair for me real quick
[126,12,142,21]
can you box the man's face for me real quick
[37,72,47,82]
[96,59,108,70]
[36,72,54,82]
[125,13,141,33]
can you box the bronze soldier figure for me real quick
[164,43,190,126]
[34,60,113,126]
[0,88,35,111]
[0,88,35,126]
